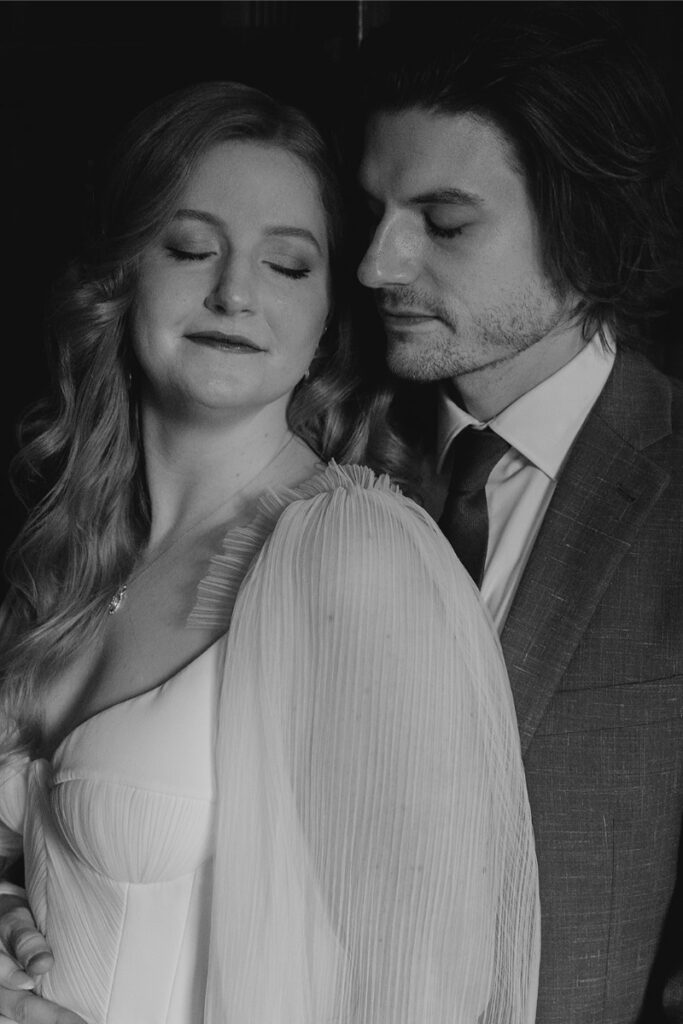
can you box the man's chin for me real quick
[385,339,462,382]
[386,353,450,382]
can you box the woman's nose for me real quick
[204,255,255,315]
[357,215,421,289]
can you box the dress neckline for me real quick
[51,464,397,761]
[48,634,226,763]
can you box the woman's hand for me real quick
[0,894,85,1023]
[0,893,53,984]
[0,991,86,1024]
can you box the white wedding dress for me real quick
[0,465,540,1024]
[0,641,218,1023]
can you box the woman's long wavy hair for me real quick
[1,81,412,755]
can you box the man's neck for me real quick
[452,322,588,420]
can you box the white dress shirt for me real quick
[437,334,616,633]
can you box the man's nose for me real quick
[205,255,255,315]
[357,215,421,289]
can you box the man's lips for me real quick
[377,309,440,326]
[185,331,263,352]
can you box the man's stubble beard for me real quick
[382,287,568,383]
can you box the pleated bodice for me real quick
[0,639,221,1024]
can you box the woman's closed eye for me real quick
[263,260,311,280]
[166,246,216,262]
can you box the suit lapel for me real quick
[501,351,673,754]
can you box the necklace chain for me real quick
[107,434,294,615]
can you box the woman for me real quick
[0,82,539,1023]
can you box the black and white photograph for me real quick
[0,3,682,1022]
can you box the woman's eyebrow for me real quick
[173,209,221,226]
[263,226,323,254]
[172,210,323,254]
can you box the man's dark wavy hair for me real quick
[358,3,682,348]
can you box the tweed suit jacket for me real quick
[431,348,683,1023]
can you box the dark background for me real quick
[2,0,682,556]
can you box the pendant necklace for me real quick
[107,585,128,615]
[107,434,295,615]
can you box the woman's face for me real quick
[131,141,330,421]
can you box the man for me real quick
[354,5,683,1022]
[0,5,681,1023]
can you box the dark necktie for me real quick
[438,426,511,586]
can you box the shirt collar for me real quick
[437,332,616,478]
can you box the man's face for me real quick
[358,108,577,383]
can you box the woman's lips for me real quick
[185,332,263,353]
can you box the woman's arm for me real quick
[0,699,85,1023]
[204,473,539,1023]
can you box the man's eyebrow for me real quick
[173,210,323,254]
[411,187,484,208]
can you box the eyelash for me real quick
[425,219,464,240]
[166,248,310,280]
[264,262,310,280]
[167,247,213,262]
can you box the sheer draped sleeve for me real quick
[202,465,540,1024]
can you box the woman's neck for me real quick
[140,405,304,546]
